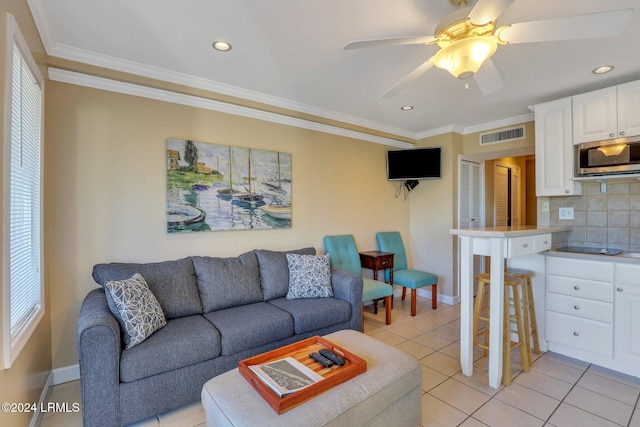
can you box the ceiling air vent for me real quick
[479,126,525,146]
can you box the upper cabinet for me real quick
[534,97,581,196]
[573,80,640,144]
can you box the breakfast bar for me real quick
[450,225,569,388]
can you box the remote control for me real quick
[319,348,346,366]
[309,352,334,368]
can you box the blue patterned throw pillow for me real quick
[105,273,167,349]
[286,253,333,299]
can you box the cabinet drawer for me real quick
[546,311,613,357]
[507,236,535,258]
[615,263,640,286]
[547,275,613,302]
[547,256,614,282]
[547,293,613,323]
[534,234,552,251]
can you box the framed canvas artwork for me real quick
[166,138,292,232]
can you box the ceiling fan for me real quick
[344,0,634,97]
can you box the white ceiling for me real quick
[29,0,640,138]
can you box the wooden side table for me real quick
[359,251,394,313]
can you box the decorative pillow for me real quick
[286,253,333,300]
[104,273,167,349]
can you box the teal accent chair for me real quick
[323,235,392,327]
[376,231,438,316]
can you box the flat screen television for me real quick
[386,147,442,180]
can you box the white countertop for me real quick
[449,225,570,238]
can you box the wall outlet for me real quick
[559,207,574,220]
[541,201,550,213]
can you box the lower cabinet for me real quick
[545,256,640,377]
[614,264,640,365]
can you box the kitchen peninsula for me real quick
[450,225,570,388]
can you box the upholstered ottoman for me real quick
[201,329,422,426]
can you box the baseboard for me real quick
[29,371,53,427]
[52,364,80,385]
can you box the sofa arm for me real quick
[330,269,363,332]
[76,288,122,427]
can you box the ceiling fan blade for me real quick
[344,36,436,50]
[469,0,515,25]
[473,58,504,95]
[380,58,435,98]
[499,8,634,44]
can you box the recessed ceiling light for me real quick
[592,65,613,74]
[400,105,414,111]
[212,41,232,52]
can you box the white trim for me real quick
[52,363,80,385]
[48,68,414,149]
[28,371,53,427]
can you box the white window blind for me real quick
[3,14,44,369]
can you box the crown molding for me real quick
[48,68,414,149]
[41,41,418,141]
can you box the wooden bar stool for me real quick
[506,268,540,358]
[474,273,530,386]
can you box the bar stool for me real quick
[473,273,530,386]
[506,268,540,359]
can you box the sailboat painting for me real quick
[166,138,292,232]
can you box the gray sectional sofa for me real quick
[76,247,363,427]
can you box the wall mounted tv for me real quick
[386,147,442,180]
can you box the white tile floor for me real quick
[41,296,640,427]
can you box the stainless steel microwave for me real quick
[576,136,640,176]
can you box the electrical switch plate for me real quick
[559,207,574,220]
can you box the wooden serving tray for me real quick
[238,335,367,414]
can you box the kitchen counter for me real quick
[450,225,570,238]
[546,248,640,264]
[450,225,569,388]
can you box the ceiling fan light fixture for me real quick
[432,36,498,79]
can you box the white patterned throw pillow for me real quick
[286,253,333,299]
[105,273,167,349]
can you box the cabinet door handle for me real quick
[610,133,615,137]
[565,189,570,193]
[617,287,623,292]
[522,243,528,248]
[573,332,579,336]
[574,285,580,291]
[574,305,580,310]
[543,240,549,245]
[620,131,626,136]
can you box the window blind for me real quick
[7,40,42,353]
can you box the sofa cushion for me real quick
[192,252,263,312]
[93,258,202,319]
[268,297,351,334]
[286,253,333,299]
[254,247,316,300]
[204,302,293,355]
[104,273,167,349]
[120,315,222,383]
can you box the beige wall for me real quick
[409,133,463,300]
[0,3,52,427]
[46,81,410,369]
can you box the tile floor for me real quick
[41,296,640,427]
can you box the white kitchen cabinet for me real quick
[534,98,581,196]
[544,255,640,378]
[614,263,640,366]
[617,80,640,139]
[573,80,640,143]
[546,257,614,358]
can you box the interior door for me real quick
[459,159,484,293]
[494,163,521,227]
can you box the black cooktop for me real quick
[555,246,623,256]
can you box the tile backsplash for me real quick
[549,179,640,251]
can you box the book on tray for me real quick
[249,357,324,397]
